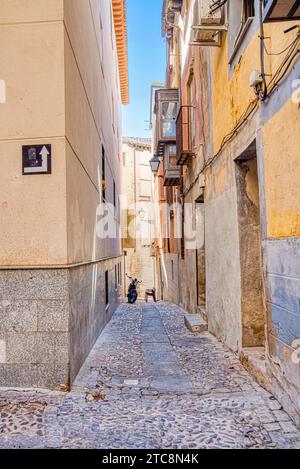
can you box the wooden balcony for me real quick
[263,0,300,22]
[154,89,179,158]
[164,167,181,186]
[176,105,195,165]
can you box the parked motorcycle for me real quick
[126,274,142,304]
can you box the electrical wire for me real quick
[267,48,300,97]
[264,34,299,56]
[182,30,300,198]
[207,10,300,166]
[165,1,300,199]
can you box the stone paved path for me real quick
[0,302,300,449]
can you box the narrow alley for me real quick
[1,302,299,449]
[1,0,300,456]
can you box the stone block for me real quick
[36,332,68,365]
[37,363,70,389]
[0,259,121,388]
[184,314,208,333]
[279,421,298,433]
[5,331,70,367]
[264,422,281,432]
[55,333,70,364]
[0,300,38,333]
[268,398,283,411]
[6,333,36,364]
[37,300,69,332]
[240,347,273,393]
[0,270,68,301]
[273,410,290,422]
[0,364,38,387]
[0,339,6,363]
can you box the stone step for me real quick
[240,347,273,394]
[184,314,208,333]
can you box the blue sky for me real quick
[122,0,166,139]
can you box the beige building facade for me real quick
[0,0,128,388]
[122,138,155,298]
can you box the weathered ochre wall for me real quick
[158,0,300,423]
[263,99,300,238]
[207,12,300,422]
[210,21,299,154]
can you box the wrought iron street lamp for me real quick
[150,154,160,174]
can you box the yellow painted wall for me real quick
[210,22,299,157]
[263,98,300,238]
[209,20,300,240]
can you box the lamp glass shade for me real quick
[150,155,160,173]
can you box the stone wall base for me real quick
[266,356,300,427]
[0,258,121,389]
[240,347,300,426]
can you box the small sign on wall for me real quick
[22,145,51,175]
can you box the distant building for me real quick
[122,138,155,297]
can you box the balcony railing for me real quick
[176,105,195,165]
[164,145,181,187]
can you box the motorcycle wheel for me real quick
[128,291,138,304]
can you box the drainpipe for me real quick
[259,0,268,101]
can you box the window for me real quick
[105,270,109,306]
[229,0,256,64]
[102,145,106,201]
[243,0,255,21]
[162,101,178,138]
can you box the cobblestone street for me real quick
[0,302,300,449]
